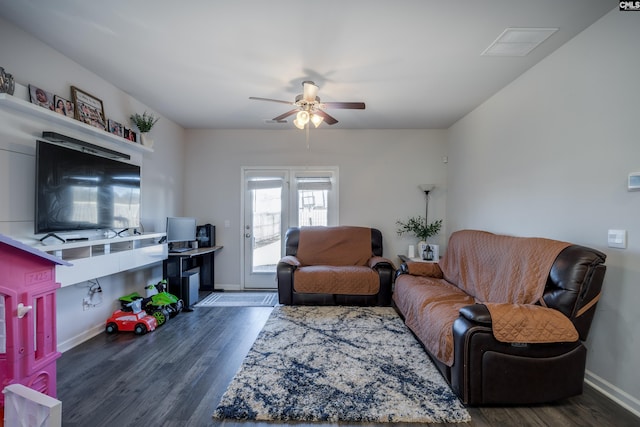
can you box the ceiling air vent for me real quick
[482,27,558,57]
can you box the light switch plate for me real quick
[628,173,640,191]
[608,229,627,249]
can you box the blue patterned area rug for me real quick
[213,306,470,423]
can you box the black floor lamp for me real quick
[418,184,434,260]
[418,184,435,226]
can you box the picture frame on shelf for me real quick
[53,95,75,118]
[29,84,54,111]
[71,86,106,130]
[123,127,137,143]
[108,119,124,137]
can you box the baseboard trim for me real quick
[58,324,104,353]
[585,370,640,418]
[215,283,242,291]
[58,284,254,352]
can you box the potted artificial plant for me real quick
[396,216,442,260]
[130,111,159,147]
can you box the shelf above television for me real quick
[0,92,152,153]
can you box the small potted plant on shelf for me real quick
[396,216,442,260]
[130,111,159,147]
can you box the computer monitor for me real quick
[166,217,196,244]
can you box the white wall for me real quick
[0,17,186,350]
[448,10,640,413]
[184,129,448,287]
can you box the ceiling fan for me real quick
[249,81,365,129]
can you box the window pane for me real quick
[252,187,281,272]
[298,189,328,226]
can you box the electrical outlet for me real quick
[83,297,91,311]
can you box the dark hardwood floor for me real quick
[58,303,640,427]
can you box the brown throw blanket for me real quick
[296,226,372,266]
[484,303,579,343]
[439,230,576,345]
[404,261,443,278]
[439,230,571,304]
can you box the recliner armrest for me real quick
[368,256,395,270]
[368,256,394,306]
[459,304,492,326]
[278,255,301,267]
[276,258,299,305]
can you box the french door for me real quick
[243,170,289,289]
[242,167,337,289]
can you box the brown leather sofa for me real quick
[277,226,394,306]
[394,229,606,405]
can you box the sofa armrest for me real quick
[368,256,395,270]
[398,261,444,278]
[279,255,301,267]
[460,303,579,343]
[277,257,301,305]
[459,304,492,326]
[483,303,579,343]
[368,256,394,306]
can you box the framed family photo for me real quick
[71,86,106,130]
[123,128,137,143]
[54,95,75,118]
[108,119,124,137]
[29,84,54,111]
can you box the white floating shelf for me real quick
[0,92,152,153]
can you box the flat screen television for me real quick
[35,140,141,234]
[165,217,196,243]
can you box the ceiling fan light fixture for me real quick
[311,114,324,128]
[250,80,365,129]
[302,81,319,102]
[296,110,310,124]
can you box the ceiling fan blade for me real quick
[314,110,339,125]
[249,97,295,106]
[323,102,366,109]
[272,109,299,122]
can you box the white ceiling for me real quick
[0,1,613,130]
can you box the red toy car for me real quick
[105,299,157,335]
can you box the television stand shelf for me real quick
[38,233,167,287]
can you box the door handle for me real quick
[245,233,251,238]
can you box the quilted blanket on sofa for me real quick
[439,230,570,304]
[296,226,372,266]
[396,230,573,366]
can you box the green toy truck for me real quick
[118,280,183,327]
[145,279,184,318]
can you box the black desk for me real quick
[163,246,223,292]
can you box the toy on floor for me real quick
[144,279,184,318]
[116,279,183,327]
[119,292,171,327]
[105,299,157,335]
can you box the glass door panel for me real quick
[243,170,288,289]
